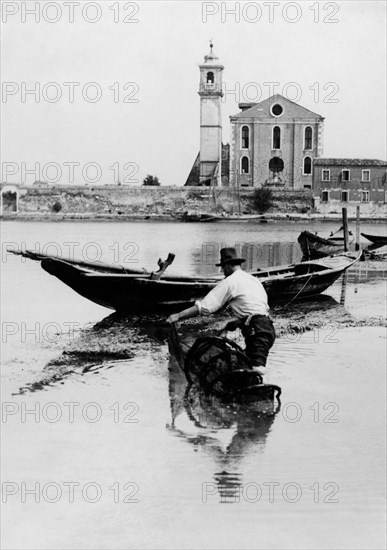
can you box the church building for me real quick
[186,44,324,189]
[230,95,324,189]
[185,44,385,215]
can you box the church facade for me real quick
[229,95,324,189]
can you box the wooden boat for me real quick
[205,214,268,223]
[361,233,387,246]
[12,248,360,312]
[180,212,221,222]
[298,230,353,258]
[180,212,268,223]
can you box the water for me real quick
[1,220,386,549]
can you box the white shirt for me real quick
[195,269,269,318]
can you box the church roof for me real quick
[230,94,324,121]
[314,158,387,166]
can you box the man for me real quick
[166,247,276,375]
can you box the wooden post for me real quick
[355,205,360,250]
[342,207,349,252]
[340,270,348,305]
[238,176,241,216]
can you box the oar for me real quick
[150,253,175,280]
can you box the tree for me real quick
[142,175,161,186]
[250,187,273,214]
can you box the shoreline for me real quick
[1,212,386,223]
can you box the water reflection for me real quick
[346,263,387,283]
[193,241,303,275]
[166,346,281,504]
[192,238,387,286]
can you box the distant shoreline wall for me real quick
[1,185,385,218]
[1,185,314,217]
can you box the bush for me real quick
[143,175,160,186]
[52,201,62,213]
[250,187,273,213]
[186,188,202,200]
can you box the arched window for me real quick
[241,126,249,149]
[303,156,312,175]
[206,71,214,83]
[241,156,250,174]
[304,127,312,150]
[273,126,281,149]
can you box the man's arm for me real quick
[166,277,232,324]
[166,305,199,324]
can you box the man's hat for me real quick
[216,247,246,267]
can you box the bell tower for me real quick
[198,42,224,185]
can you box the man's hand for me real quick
[166,313,180,324]
[225,318,242,331]
[166,305,199,324]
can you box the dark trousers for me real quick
[241,315,276,367]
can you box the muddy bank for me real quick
[14,288,386,395]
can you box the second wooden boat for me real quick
[298,230,353,258]
[361,233,387,246]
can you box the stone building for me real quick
[187,44,324,188]
[229,94,324,189]
[0,183,19,215]
[313,158,387,216]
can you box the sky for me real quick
[1,0,386,186]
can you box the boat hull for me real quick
[41,252,360,312]
[298,230,349,258]
[361,233,387,245]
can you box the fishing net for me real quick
[184,336,279,400]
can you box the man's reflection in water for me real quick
[166,352,281,503]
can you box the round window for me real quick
[269,157,284,173]
[271,104,283,117]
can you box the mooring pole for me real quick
[237,172,241,216]
[355,205,360,251]
[340,270,348,305]
[342,207,349,251]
